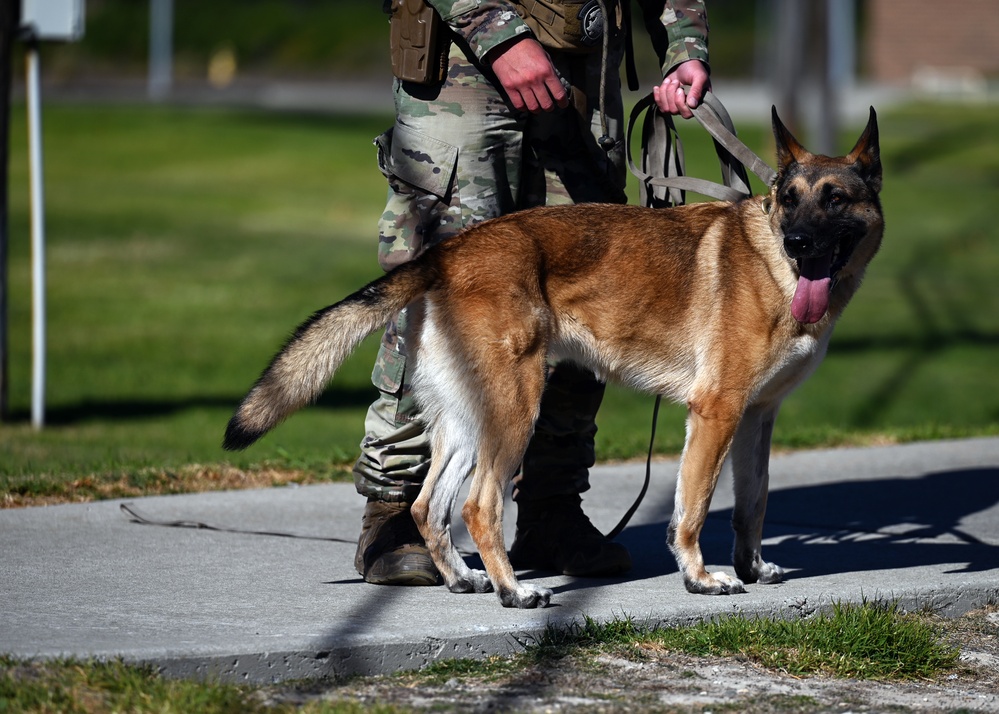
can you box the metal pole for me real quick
[774,0,805,134]
[26,42,45,429]
[813,0,835,156]
[149,0,173,100]
[828,0,856,89]
[0,1,17,422]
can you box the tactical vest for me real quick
[389,0,626,83]
[511,0,620,54]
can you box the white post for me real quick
[828,0,856,90]
[149,0,174,99]
[26,44,45,429]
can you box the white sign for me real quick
[21,0,86,42]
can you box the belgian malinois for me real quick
[225,107,883,608]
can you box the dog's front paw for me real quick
[498,583,553,609]
[448,569,494,594]
[684,571,746,595]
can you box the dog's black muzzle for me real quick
[784,226,861,285]
[783,227,838,261]
[783,232,819,260]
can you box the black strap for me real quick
[621,0,640,92]
[605,394,661,540]
[120,502,356,544]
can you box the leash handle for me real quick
[627,90,777,207]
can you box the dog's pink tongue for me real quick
[791,255,832,324]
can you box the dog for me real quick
[224,107,883,608]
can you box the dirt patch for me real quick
[1,465,351,508]
[266,609,999,713]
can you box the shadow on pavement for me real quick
[712,466,999,577]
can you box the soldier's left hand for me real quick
[654,60,710,119]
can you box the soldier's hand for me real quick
[489,37,569,113]
[654,60,710,119]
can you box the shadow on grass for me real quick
[832,261,999,427]
[10,326,997,430]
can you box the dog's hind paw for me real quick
[498,583,553,609]
[736,558,786,585]
[685,571,746,595]
[448,569,494,594]
[756,561,785,584]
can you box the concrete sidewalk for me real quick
[3,438,999,683]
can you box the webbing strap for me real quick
[627,90,776,208]
[692,93,777,188]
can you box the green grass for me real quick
[526,601,960,680]
[2,105,391,496]
[0,602,961,712]
[0,657,403,714]
[1,101,998,501]
[1,657,258,714]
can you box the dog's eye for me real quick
[828,192,848,208]
[780,192,796,208]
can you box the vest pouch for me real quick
[514,0,607,53]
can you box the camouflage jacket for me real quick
[425,0,708,77]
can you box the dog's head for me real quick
[768,107,883,324]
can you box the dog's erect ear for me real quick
[771,106,811,174]
[846,106,882,194]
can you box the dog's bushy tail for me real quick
[223,262,433,451]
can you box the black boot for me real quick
[508,495,631,576]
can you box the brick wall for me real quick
[867,0,999,83]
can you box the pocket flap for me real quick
[388,123,458,199]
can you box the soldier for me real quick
[354,0,711,585]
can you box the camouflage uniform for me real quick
[354,0,708,503]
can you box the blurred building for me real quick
[866,0,999,88]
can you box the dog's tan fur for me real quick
[225,108,883,608]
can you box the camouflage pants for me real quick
[353,36,627,504]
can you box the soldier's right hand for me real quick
[489,37,569,113]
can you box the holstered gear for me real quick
[388,0,449,84]
[512,0,618,53]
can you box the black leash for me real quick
[604,91,776,541]
[605,394,661,540]
[119,502,356,544]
